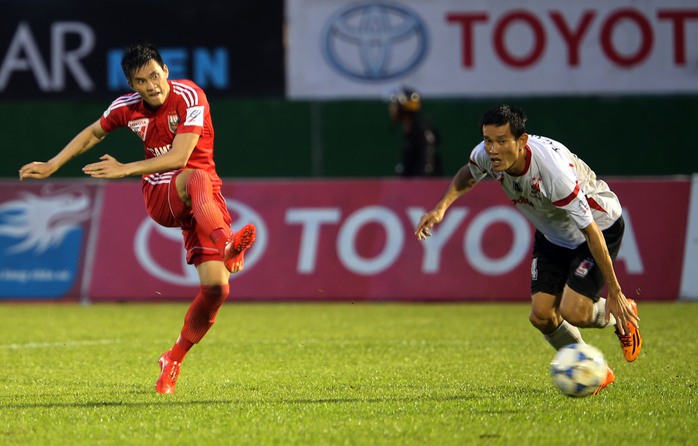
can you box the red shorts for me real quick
[141,170,231,266]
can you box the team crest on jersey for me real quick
[168,114,180,134]
[127,119,149,141]
[575,258,595,278]
[530,177,542,198]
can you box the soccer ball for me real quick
[550,343,607,397]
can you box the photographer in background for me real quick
[388,86,442,177]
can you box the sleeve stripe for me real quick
[107,94,140,112]
[552,183,580,207]
[587,196,608,214]
[172,82,199,108]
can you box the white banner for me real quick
[286,0,698,99]
[680,174,698,301]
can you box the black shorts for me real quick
[530,217,625,301]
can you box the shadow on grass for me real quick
[1,393,487,410]
[0,383,541,413]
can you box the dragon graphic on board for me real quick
[0,185,92,254]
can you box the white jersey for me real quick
[468,134,621,249]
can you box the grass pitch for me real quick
[0,302,695,446]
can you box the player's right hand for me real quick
[415,210,444,240]
[19,161,56,181]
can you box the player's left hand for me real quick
[605,288,639,335]
[83,154,128,179]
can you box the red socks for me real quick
[167,170,233,364]
[168,284,231,363]
[169,337,192,363]
[185,170,228,253]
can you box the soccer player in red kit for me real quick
[19,43,255,394]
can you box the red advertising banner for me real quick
[611,179,690,300]
[87,178,690,302]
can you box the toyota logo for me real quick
[134,199,268,286]
[322,2,429,81]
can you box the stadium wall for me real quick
[4,95,698,180]
[3,0,697,179]
[0,176,694,302]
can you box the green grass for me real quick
[0,302,695,446]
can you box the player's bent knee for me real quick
[559,291,594,327]
[201,284,230,306]
[558,308,588,327]
[529,301,564,333]
[558,303,592,327]
[530,292,562,330]
[529,309,558,332]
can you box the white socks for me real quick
[591,298,617,329]
[544,320,585,350]
[544,298,619,350]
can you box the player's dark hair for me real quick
[479,105,527,138]
[121,43,165,81]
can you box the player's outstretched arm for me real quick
[19,120,106,181]
[82,132,199,179]
[415,164,476,240]
[581,221,639,334]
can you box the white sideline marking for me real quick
[2,339,121,350]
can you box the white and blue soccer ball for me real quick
[550,343,607,397]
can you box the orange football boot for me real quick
[593,365,615,396]
[156,350,182,394]
[224,224,256,273]
[615,298,642,362]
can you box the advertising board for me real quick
[83,178,690,301]
[286,0,698,98]
[0,1,283,99]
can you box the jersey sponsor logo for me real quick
[511,196,535,208]
[577,199,590,215]
[168,113,180,134]
[575,258,595,278]
[128,118,149,141]
[184,106,204,127]
[146,145,172,157]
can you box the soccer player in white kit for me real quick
[415,105,642,395]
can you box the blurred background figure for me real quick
[388,86,442,177]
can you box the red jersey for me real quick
[99,79,221,190]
